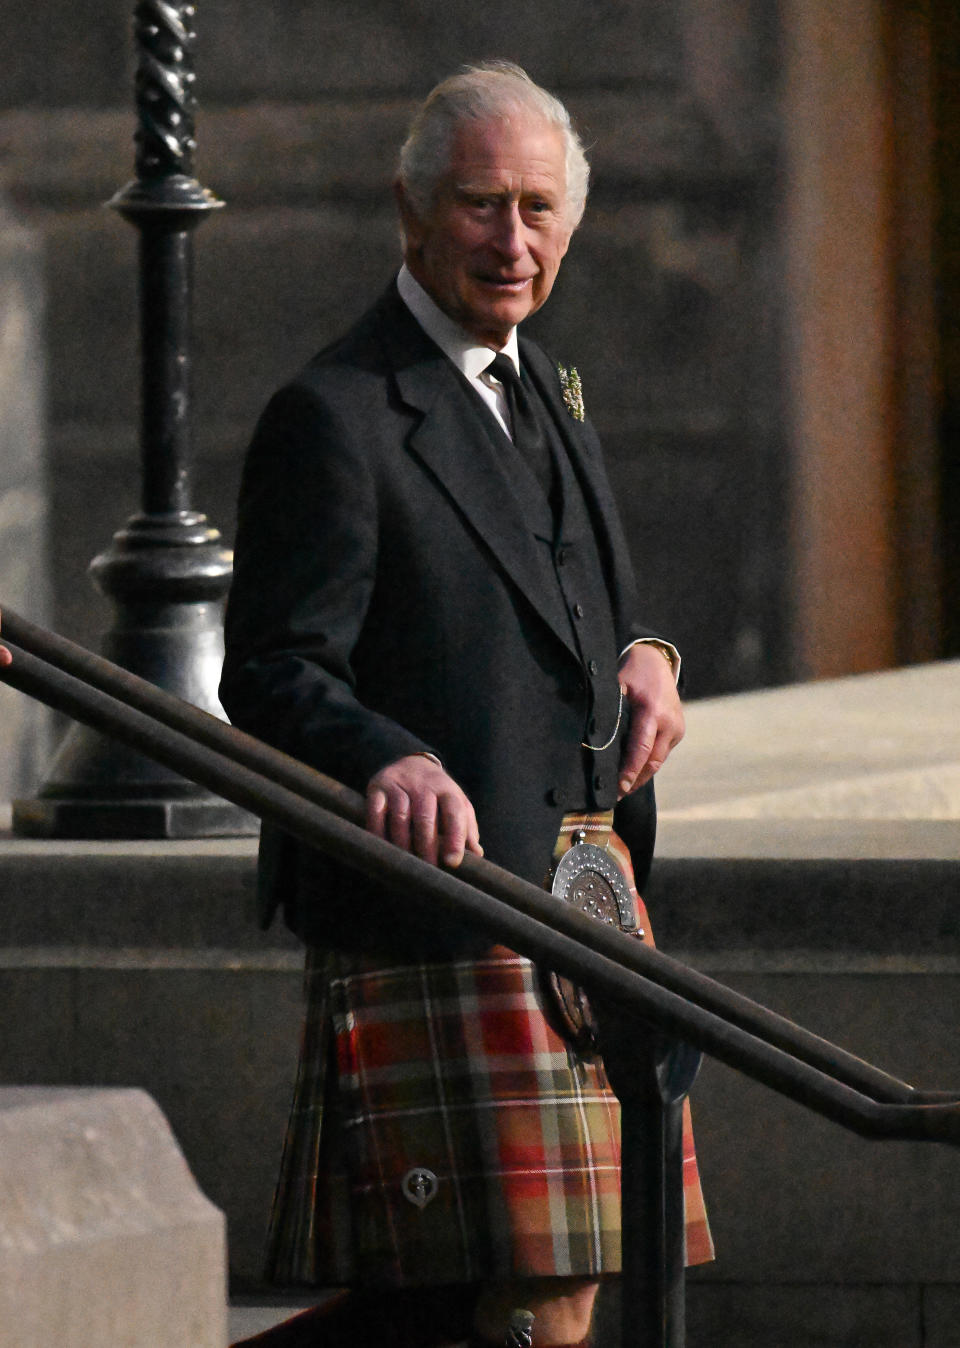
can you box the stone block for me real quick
[228,1296,317,1343]
[0,1086,226,1347]
[0,969,75,1083]
[0,0,782,166]
[1,93,765,214]
[0,0,130,107]
[198,0,683,101]
[0,836,265,948]
[41,209,139,429]
[684,1283,922,1347]
[646,855,960,958]
[593,1280,924,1346]
[686,972,960,1287]
[924,1285,960,1347]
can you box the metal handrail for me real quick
[2,608,959,1144]
[5,610,960,1347]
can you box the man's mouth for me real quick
[477,275,534,293]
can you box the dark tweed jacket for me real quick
[220,283,659,957]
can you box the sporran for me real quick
[539,827,643,1059]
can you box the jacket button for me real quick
[547,787,566,808]
[573,603,584,619]
[588,659,599,675]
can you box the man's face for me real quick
[399,112,574,349]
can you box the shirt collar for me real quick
[397,264,521,380]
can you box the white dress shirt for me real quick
[397,264,520,440]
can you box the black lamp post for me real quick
[13,1,256,838]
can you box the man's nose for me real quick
[492,203,526,257]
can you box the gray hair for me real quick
[398,61,590,229]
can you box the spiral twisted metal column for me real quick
[133,0,199,179]
[13,1,255,838]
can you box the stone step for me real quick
[227,1295,321,1345]
[2,820,959,1293]
[3,825,956,962]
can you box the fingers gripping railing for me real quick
[2,607,960,1348]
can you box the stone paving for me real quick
[657,658,960,840]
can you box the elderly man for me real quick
[222,61,711,1348]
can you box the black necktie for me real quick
[487,353,553,494]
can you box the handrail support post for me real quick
[597,1006,702,1348]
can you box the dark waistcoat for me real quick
[477,364,625,814]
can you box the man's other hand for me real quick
[616,643,684,799]
[0,611,11,667]
[366,754,483,868]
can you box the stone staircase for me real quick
[1,663,959,1343]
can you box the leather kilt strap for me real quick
[539,810,647,1059]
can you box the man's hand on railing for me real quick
[366,753,484,869]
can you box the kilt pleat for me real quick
[265,818,714,1289]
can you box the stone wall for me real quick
[0,0,788,698]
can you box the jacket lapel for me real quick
[377,292,579,658]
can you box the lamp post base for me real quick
[12,513,259,840]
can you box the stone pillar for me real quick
[0,190,52,800]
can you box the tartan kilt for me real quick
[265,817,713,1289]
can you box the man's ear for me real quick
[393,179,425,253]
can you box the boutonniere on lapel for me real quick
[557,364,585,422]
